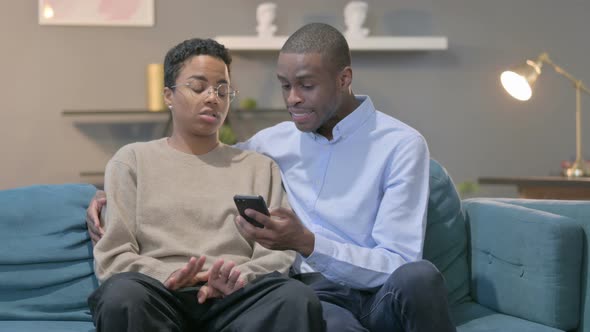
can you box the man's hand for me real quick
[164,256,207,290]
[234,207,315,257]
[86,190,106,245]
[197,259,245,304]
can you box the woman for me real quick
[88,38,324,332]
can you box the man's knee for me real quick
[388,260,447,297]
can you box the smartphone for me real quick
[233,194,269,228]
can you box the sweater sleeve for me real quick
[93,152,178,284]
[235,161,295,282]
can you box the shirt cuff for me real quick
[304,233,336,273]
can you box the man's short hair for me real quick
[281,23,351,71]
[164,38,232,89]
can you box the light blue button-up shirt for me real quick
[235,96,430,289]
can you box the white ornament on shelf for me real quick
[344,1,369,40]
[256,2,277,38]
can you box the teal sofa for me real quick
[0,184,97,332]
[0,160,588,331]
[426,160,587,332]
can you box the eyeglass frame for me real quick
[169,82,239,103]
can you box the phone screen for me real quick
[233,195,269,228]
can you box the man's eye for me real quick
[301,84,314,90]
[281,84,291,90]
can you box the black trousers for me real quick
[88,271,325,332]
[293,260,456,332]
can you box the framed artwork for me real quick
[38,0,154,27]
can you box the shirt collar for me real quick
[307,95,375,142]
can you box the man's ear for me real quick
[338,66,353,90]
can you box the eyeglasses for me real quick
[170,81,238,103]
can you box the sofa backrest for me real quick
[423,159,470,305]
[0,184,97,321]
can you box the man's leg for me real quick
[293,272,368,332]
[88,272,190,332]
[200,272,325,332]
[321,301,369,332]
[359,260,456,332]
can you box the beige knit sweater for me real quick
[94,138,294,284]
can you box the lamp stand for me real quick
[565,82,587,177]
[539,54,590,177]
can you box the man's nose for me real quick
[287,88,302,106]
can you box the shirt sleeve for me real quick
[233,134,259,152]
[303,135,430,289]
[235,161,295,283]
[93,155,177,284]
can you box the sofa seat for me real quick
[452,302,564,332]
[0,321,95,332]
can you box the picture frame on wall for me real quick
[38,0,154,27]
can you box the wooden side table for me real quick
[478,176,590,200]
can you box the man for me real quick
[88,24,455,332]
[88,37,324,332]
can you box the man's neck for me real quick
[316,94,361,140]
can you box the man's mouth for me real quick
[289,109,314,122]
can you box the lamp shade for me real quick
[501,59,543,101]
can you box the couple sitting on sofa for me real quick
[87,23,455,332]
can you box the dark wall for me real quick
[2,0,589,197]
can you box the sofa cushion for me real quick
[423,159,470,305]
[464,199,583,330]
[0,320,95,332]
[452,302,564,332]
[491,198,590,332]
[0,184,97,322]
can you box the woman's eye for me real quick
[188,82,207,93]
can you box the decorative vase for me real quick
[146,63,166,112]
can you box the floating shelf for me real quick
[62,109,169,116]
[215,36,448,51]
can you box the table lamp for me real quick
[500,52,590,177]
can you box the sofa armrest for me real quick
[463,199,583,331]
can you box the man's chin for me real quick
[293,122,317,133]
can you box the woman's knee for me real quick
[279,279,322,308]
[93,272,154,312]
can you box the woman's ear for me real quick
[163,87,173,109]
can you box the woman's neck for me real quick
[167,132,220,155]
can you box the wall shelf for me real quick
[63,109,172,135]
[62,109,169,116]
[63,109,289,186]
[215,36,448,51]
